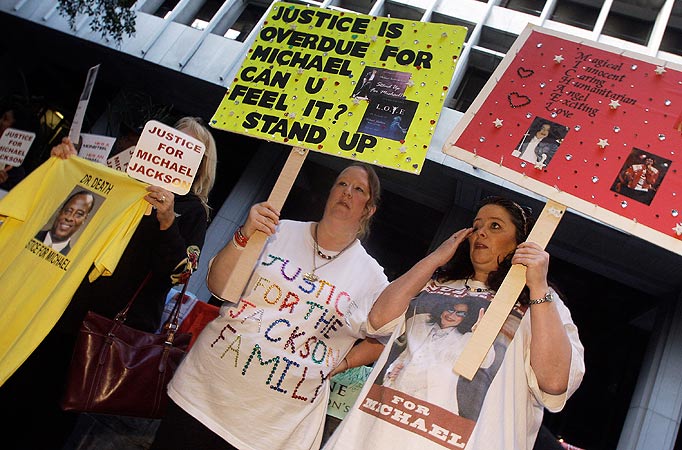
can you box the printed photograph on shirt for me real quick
[33,187,103,256]
[359,285,525,449]
[511,116,569,168]
[610,148,671,206]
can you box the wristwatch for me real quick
[528,291,553,305]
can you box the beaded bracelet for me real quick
[234,226,249,247]
[231,233,245,250]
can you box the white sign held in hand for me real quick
[127,120,205,195]
[0,128,36,167]
[107,146,135,172]
[69,64,100,146]
[79,133,117,165]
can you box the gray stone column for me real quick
[617,294,682,450]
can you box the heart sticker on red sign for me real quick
[507,92,532,108]
[517,67,535,78]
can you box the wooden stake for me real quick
[213,147,309,301]
[453,200,566,380]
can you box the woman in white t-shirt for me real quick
[150,163,392,450]
[325,196,584,450]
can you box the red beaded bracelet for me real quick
[234,226,249,248]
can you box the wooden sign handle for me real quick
[213,147,309,301]
[453,200,566,380]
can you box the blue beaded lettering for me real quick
[280,259,301,281]
[264,318,290,343]
[320,318,343,339]
[298,278,316,294]
[313,307,334,331]
[270,356,300,394]
[242,344,280,386]
[262,254,284,266]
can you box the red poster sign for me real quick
[444,25,682,255]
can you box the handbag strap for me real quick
[161,278,190,346]
[161,246,201,344]
[113,271,154,324]
[108,247,200,346]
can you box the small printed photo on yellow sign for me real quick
[210,1,466,174]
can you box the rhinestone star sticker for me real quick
[553,55,564,64]
[493,118,504,128]
[597,138,609,149]
[674,223,682,236]
[609,100,621,109]
[655,66,667,75]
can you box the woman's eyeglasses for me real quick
[446,310,467,317]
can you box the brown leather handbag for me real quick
[61,272,192,418]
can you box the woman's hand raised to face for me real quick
[511,241,550,293]
[51,137,78,159]
[429,227,475,267]
[243,202,280,238]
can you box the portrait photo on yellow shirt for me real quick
[34,187,103,256]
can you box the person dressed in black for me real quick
[0,117,217,450]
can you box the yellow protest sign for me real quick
[210,1,466,174]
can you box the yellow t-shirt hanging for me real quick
[0,156,149,385]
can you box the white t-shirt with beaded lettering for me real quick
[167,220,390,450]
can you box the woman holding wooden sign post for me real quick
[150,163,394,450]
[324,196,584,450]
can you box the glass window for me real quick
[550,0,601,30]
[431,12,475,43]
[194,0,223,23]
[603,0,657,45]
[447,50,502,112]
[384,1,425,20]
[218,3,268,42]
[153,0,180,18]
[332,0,379,14]
[478,26,517,53]
[500,0,546,16]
